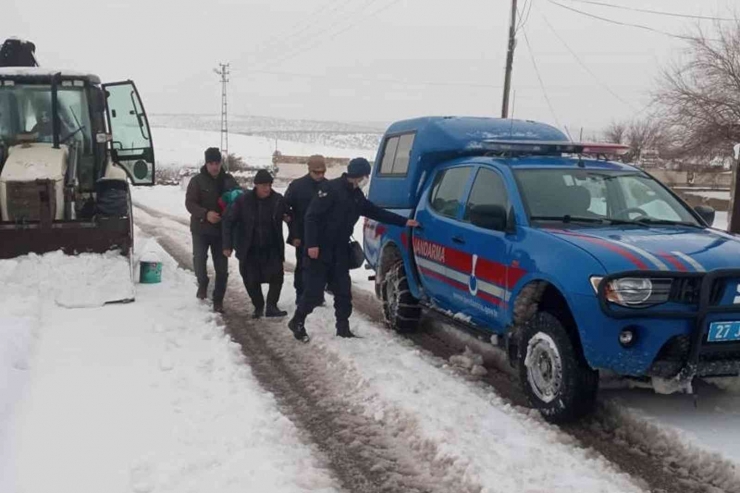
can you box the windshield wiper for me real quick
[530,215,607,224]
[629,218,703,229]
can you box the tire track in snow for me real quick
[134,211,483,493]
[135,205,740,493]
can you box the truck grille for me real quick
[668,276,724,306]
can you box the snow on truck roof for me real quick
[0,67,101,84]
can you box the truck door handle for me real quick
[452,236,465,244]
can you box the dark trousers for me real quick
[294,256,352,330]
[294,245,305,299]
[239,259,284,309]
[192,233,228,302]
[294,245,327,304]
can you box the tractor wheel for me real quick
[518,312,598,422]
[381,261,421,333]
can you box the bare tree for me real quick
[655,20,740,159]
[603,121,627,144]
[627,118,664,162]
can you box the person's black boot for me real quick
[252,306,264,319]
[288,317,310,343]
[196,284,207,300]
[265,305,288,318]
[213,301,224,313]
[336,326,357,338]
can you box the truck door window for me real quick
[380,136,399,174]
[463,168,508,224]
[429,167,471,218]
[379,132,415,176]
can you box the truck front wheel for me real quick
[381,261,421,333]
[518,312,598,422]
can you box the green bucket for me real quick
[139,261,162,284]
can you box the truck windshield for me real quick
[0,83,92,154]
[514,169,701,226]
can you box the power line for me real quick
[520,26,569,139]
[253,0,395,72]
[247,0,348,63]
[243,68,510,89]
[540,14,642,112]
[562,0,735,22]
[516,0,534,33]
[546,0,695,41]
[249,0,376,68]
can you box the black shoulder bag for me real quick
[348,235,365,270]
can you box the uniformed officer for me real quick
[284,154,328,303]
[288,157,420,342]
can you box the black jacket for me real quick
[304,174,407,263]
[185,166,239,236]
[284,173,326,245]
[223,190,286,262]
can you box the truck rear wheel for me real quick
[381,261,421,333]
[518,312,598,422]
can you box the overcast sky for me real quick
[2,0,737,134]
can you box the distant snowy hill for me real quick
[150,114,385,151]
[151,127,376,169]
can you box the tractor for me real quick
[0,38,156,300]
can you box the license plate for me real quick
[708,321,740,342]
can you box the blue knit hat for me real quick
[347,157,371,178]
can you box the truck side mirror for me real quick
[694,205,715,226]
[469,204,507,231]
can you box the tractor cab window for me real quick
[0,84,92,154]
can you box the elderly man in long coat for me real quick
[223,169,288,318]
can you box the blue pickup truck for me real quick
[363,116,740,422]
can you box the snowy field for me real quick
[152,127,375,169]
[0,232,339,493]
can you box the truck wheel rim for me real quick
[525,333,563,404]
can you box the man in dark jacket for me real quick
[223,169,289,319]
[288,158,420,342]
[185,147,239,313]
[283,154,327,303]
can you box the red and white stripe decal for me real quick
[412,237,516,306]
[549,229,706,272]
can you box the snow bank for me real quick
[1,233,338,493]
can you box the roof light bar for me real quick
[481,140,629,156]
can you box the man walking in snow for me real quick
[185,147,239,313]
[223,169,289,319]
[283,154,328,303]
[288,157,420,342]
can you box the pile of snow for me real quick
[1,234,339,493]
[0,250,133,309]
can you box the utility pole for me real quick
[501,0,518,119]
[214,63,230,169]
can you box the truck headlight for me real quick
[590,276,671,307]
